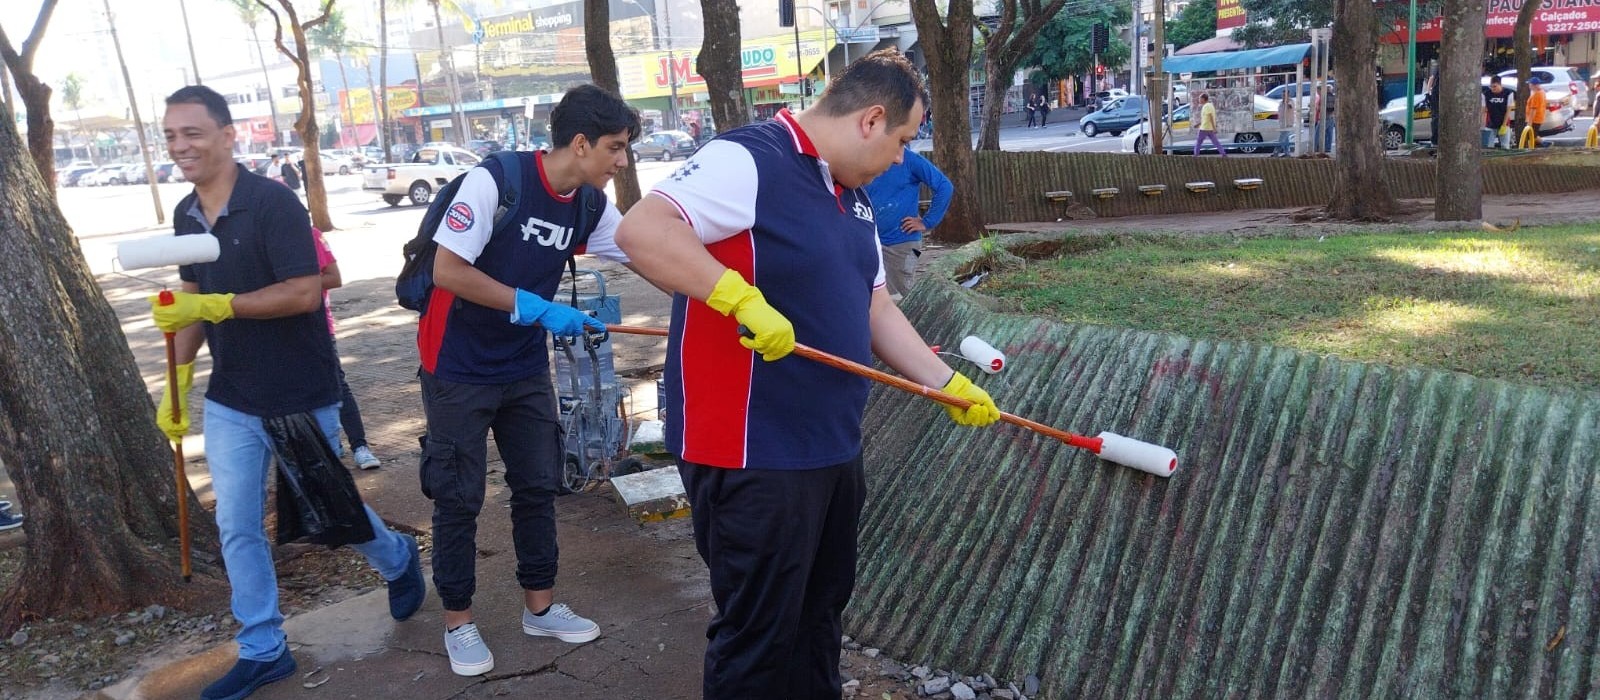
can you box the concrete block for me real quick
[1091,187,1119,199]
[1138,184,1168,196]
[1184,181,1216,193]
[1233,177,1264,190]
[1043,190,1074,202]
[611,465,690,522]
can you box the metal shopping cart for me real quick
[551,268,641,492]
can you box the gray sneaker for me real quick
[352,446,381,470]
[443,623,494,676]
[522,603,600,643]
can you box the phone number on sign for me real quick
[1544,20,1600,33]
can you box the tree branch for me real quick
[302,0,336,32]
[255,0,305,74]
[21,0,59,67]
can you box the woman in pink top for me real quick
[313,228,382,469]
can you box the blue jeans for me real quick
[1277,129,1293,155]
[203,399,411,661]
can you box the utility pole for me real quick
[664,0,678,130]
[178,0,203,84]
[1150,0,1165,154]
[102,0,163,224]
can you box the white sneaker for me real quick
[522,603,600,643]
[444,623,494,676]
[353,446,381,470]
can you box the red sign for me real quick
[1384,0,1600,42]
[1217,0,1247,31]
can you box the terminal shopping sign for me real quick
[1385,0,1600,41]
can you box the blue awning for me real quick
[1162,43,1311,74]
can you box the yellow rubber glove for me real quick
[706,269,794,362]
[157,362,194,441]
[149,292,235,333]
[941,371,1001,427]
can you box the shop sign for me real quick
[1217,0,1247,31]
[1385,0,1600,41]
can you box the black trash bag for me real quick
[266,412,376,548]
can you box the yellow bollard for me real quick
[1519,124,1538,149]
[1587,123,1598,148]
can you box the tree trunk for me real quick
[378,0,390,156]
[698,0,749,132]
[0,98,224,634]
[1324,0,1395,221]
[1435,0,1488,221]
[431,1,468,145]
[976,53,1012,150]
[1510,0,1539,137]
[912,0,985,243]
[258,0,334,231]
[584,0,641,211]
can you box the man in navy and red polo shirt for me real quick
[616,50,1001,698]
[416,85,639,677]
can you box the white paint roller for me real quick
[1095,432,1179,477]
[115,234,220,270]
[959,335,1006,374]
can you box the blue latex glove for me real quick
[510,288,604,335]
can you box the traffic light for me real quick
[1092,23,1109,54]
[779,0,795,28]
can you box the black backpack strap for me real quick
[487,151,522,228]
[565,185,604,310]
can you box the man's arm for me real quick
[229,274,323,319]
[912,154,954,230]
[867,287,954,387]
[613,195,729,301]
[434,246,516,312]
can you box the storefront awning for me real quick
[1163,43,1311,74]
[1175,34,1245,56]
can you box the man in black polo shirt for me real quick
[151,85,426,700]
[1483,75,1513,149]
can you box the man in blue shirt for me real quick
[151,85,424,700]
[862,147,952,301]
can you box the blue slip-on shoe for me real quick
[0,511,23,532]
[388,534,426,620]
[200,647,296,700]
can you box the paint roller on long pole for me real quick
[115,233,221,582]
[604,324,1178,477]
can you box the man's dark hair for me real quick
[1489,75,1503,86]
[165,85,233,128]
[815,49,927,128]
[550,84,641,148]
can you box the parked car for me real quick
[632,130,696,161]
[1264,80,1337,112]
[1079,95,1151,137]
[1121,94,1283,155]
[118,163,149,185]
[1090,88,1129,110]
[362,145,482,206]
[1378,95,1432,149]
[1491,66,1590,115]
[57,164,99,187]
[466,139,502,157]
[81,164,126,186]
[1479,73,1579,134]
[236,153,273,176]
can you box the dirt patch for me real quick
[0,520,429,699]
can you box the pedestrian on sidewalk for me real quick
[1274,93,1295,157]
[1194,93,1225,156]
[1526,77,1547,147]
[864,146,952,302]
[614,49,1001,700]
[1024,96,1037,128]
[1483,75,1513,149]
[152,85,426,700]
[415,84,640,678]
[1034,92,1051,127]
[310,228,382,469]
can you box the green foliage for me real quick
[983,225,1600,392]
[1022,4,1133,84]
[306,5,349,57]
[59,73,85,111]
[1234,0,1330,47]
[1167,1,1216,50]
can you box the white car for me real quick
[362,146,483,206]
[282,149,356,176]
[1489,66,1589,115]
[1121,95,1284,155]
[1378,95,1431,149]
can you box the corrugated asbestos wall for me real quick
[970,151,1600,222]
[850,242,1600,699]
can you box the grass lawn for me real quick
[983,225,1600,393]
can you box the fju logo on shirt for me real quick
[852,201,875,224]
[520,216,574,250]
